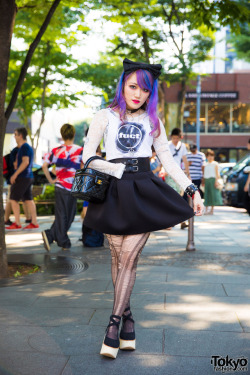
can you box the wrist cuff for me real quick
[185,184,198,199]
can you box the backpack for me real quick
[81,223,104,247]
[3,153,13,181]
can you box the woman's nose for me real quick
[134,88,141,98]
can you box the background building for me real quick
[164,73,250,162]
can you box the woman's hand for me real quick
[193,191,204,216]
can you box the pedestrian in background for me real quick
[186,144,205,196]
[6,127,39,230]
[4,146,31,226]
[166,127,191,229]
[150,146,161,177]
[41,124,83,252]
[82,58,203,359]
[203,149,223,214]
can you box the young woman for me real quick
[203,149,223,214]
[82,58,204,359]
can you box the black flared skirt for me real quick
[84,171,194,235]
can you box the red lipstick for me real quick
[132,100,140,104]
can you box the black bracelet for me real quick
[185,184,198,199]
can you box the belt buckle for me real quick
[132,158,138,165]
[133,166,138,172]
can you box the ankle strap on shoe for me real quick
[122,311,134,323]
[108,314,121,329]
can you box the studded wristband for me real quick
[185,184,198,199]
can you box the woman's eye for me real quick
[143,89,149,93]
[130,85,136,89]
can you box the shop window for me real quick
[232,103,250,133]
[208,103,230,133]
[183,103,205,133]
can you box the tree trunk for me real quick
[142,30,150,63]
[5,0,62,122]
[177,78,186,128]
[0,0,17,278]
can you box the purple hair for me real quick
[109,69,160,137]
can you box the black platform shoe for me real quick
[119,307,136,350]
[100,314,121,359]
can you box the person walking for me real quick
[4,146,31,226]
[82,58,203,359]
[203,149,223,214]
[6,128,38,230]
[167,127,191,229]
[41,124,83,251]
[186,143,206,195]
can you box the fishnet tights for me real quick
[105,233,150,340]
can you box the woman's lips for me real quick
[132,100,140,104]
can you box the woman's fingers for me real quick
[193,197,204,216]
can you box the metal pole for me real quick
[196,75,201,151]
[186,197,196,251]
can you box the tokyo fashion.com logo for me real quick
[211,355,248,372]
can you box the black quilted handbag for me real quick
[71,156,111,203]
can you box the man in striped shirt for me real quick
[186,144,205,195]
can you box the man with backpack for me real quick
[6,127,39,230]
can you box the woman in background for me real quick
[203,149,223,214]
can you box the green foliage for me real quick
[73,121,89,146]
[34,184,55,215]
[230,23,250,63]
[14,271,21,278]
[7,4,89,119]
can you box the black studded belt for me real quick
[110,157,150,173]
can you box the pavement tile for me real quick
[62,354,215,375]
[0,351,68,375]
[130,281,226,297]
[28,326,163,355]
[164,329,250,357]
[0,306,95,327]
[223,283,250,297]
[89,308,242,332]
[0,290,38,307]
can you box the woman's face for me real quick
[207,154,214,162]
[123,72,150,110]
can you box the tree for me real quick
[0,0,17,278]
[230,23,250,63]
[89,0,215,128]
[7,4,88,161]
[0,0,75,278]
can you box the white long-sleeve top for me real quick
[82,108,192,190]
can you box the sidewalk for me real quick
[1,206,250,375]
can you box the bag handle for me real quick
[83,155,103,170]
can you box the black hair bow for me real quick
[123,58,162,80]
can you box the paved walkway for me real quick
[1,206,250,375]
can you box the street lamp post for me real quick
[196,75,201,151]
[186,75,201,251]
[186,197,196,251]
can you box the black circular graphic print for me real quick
[116,122,145,153]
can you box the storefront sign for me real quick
[185,91,239,100]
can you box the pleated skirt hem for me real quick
[84,171,194,235]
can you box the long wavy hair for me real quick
[109,69,160,137]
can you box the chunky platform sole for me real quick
[100,343,119,359]
[119,338,136,350]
